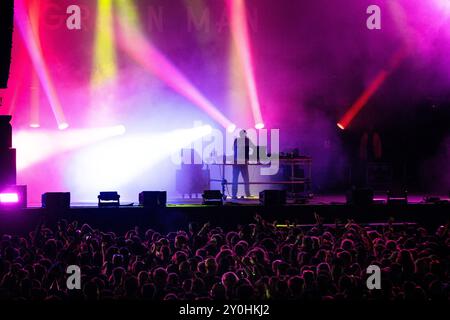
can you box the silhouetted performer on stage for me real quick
[232,130,255,199]
[359,128,382,163]
[355,127,383,187]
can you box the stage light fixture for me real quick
[0,193,18,203]
[98,191,120,207]
[0,185,27,208]
[387,190,408,205]
[255,123,265,130]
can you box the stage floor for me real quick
[37,193,449,208]
[2,193,448,235]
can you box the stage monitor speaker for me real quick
[0,115,13,149]
[0,148,16,187]
[0,116,16,187]
[0,0,14,88]
[202,190,223,206]
[139,191,167,208]
[42,192,71,209]
[346,188,374,206]
[259,190,286,206]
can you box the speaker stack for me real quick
[0,116,16,187]
[0,116,26,208]
[0,0,14,88]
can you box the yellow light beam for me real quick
[91,0,117,87]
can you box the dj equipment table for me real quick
[206,157,312,199]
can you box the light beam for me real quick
[229,0,264,129]
[337,46,409,130]
[67,125,212,201]
[115,0,234,130]
[30,71,40,128]
[14,125,127,170]
[92,0,117,87]
[15,0,69,130]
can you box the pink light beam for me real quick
[116,11,234,130]
[229,0,264,129]
[14,0,68,130]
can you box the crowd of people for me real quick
[0,215,448,301]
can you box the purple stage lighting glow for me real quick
[435,0,450,12]
[116,2,234,130]
[14,0,68,130]
[14,125,127,170]
[67,125,213,201]
[0,193,19,204]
